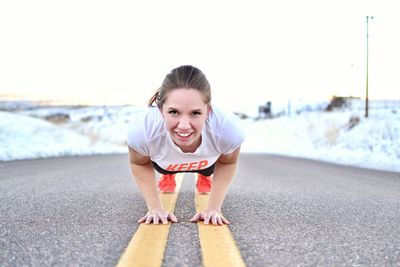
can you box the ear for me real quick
[206,105,212,117]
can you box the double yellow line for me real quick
[116,173,246,267]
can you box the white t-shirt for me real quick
[127,105,245,172]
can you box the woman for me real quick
[127,65,245,226]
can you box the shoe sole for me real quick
[160,191,175,194]
[196,190,210,194]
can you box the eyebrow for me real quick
[167,107,203,112]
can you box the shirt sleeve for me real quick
[126,115,150,156]
[217,111,246,155]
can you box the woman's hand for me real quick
[138,208,178,224]
[189,208,230,226]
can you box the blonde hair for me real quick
[148,65,211,108]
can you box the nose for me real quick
[177,116,191,129]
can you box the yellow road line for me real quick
[195,192,246,267]
[116,173,184,267]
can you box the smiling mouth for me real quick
[175,132,192,138]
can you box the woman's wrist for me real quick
[205,204,222,212]
[146,197,163,211]
[147,200,164,211]
[148,206,164,211]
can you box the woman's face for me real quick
[160,88,210,153]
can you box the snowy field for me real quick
[0,100,399,173]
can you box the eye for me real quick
[168,110,178,115]
[192,111,202,116]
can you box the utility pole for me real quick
[365,15,373,118]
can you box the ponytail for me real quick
[148,90,160,107]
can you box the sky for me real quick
[1,100,399,173]
[0,0,399,113]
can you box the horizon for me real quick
[2,93,399,120]
[0,90,396,106]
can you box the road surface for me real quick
[1,154,399,266]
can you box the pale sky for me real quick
[0,0,399,113]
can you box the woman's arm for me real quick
[129,147,177,224]
[190,147,241,225]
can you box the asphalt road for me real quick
[1,154,399,266]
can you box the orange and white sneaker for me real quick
[196,174,212,194]
[158,174,176,193]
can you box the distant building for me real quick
[258,101,272,119]
[326,96,360,111]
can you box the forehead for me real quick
[163,88,207,108]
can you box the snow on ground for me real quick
[241,109,400,172]
[0,110,123,160]
[0,100,399,173]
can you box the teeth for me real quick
[177,132,191,137]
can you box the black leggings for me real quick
[151,161,215,176]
